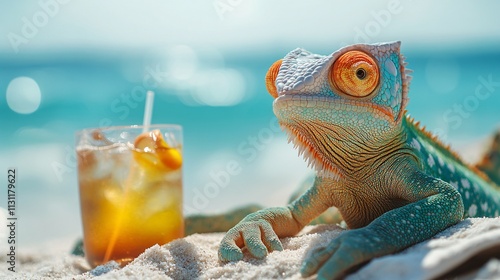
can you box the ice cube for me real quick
[77,144,127,182]
[139,182,182,219]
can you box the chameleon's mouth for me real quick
[274,94,397,124]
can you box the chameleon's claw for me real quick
[300,243,340,278]
[316,255,349,280]
[219,228,244,262]
[315,244,358,280]
[218,242,243,262]
[218,218,284,262]
[260,221,284,252]
[266,237,284,252]
[242,226,269,259]
[301,230,376,280]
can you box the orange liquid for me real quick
[77,146,183,267]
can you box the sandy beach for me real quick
[0,217,499,280]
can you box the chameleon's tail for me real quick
[476,129,500,187]
[184,205,262,235]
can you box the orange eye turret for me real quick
[265,59,282,99]
[329,51,379,97]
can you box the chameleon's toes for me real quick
[218,245,243,262]
[300,246,331,277]
[244,237,269,259]
[316,252,353,280]
[267,237,284,252]
[260,221,284,252]
[240,225,271,259]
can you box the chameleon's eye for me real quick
[265,59,282,99]
[329,51,379,97]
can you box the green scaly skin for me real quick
[217,42,500,279]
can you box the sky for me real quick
[1,0,500,55]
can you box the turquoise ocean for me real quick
[1,45,500,247]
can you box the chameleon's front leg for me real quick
[302,170,464,280]
[218,176,333,262]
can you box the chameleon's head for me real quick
[266,42,411,178]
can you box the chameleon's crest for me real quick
[399,52,412,121]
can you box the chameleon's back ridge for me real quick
[477,130,500,187]
[405,116,500,218]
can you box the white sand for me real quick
[1,218,499,280]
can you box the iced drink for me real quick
[76,125,183,267]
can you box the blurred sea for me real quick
[1,45,500,247]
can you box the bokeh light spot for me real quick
[6,76,42,114]
[194,69,246,106]
[167,45,198,81]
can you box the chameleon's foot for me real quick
[218,218,284,262]
[301,229,384,280]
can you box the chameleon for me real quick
[216,41,500,279]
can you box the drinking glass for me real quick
[76,125,183,267]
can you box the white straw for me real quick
[142,91,155,133]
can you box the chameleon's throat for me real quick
[280,117,406,180]
[280,123,343,180]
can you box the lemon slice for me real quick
[133,130,182,170]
